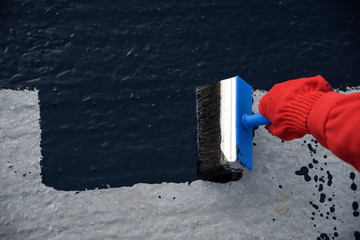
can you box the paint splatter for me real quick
[308,143,316,154]
[330,206,335,213]
[310,201,319,210]
[314,175,318,182]
[319,176,325,183]
[318,184,323,192]
[350,172,357,191]
[313,158,319,164]
[317,233,330,240]
[353,201,359,217]
[319,193,326,203]
[355,231,360,240]
[326,171,333,187]
[295,166,311,182]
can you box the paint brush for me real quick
[196,76,271,182]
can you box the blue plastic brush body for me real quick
[235,76,271,170]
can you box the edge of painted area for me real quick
[235,76,253,170]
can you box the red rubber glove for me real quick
[258,75,333,140]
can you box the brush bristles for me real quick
[196,82,243,183]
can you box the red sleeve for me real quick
[308,91,360,172]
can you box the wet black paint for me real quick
[355,231,360,240]
[310,201,320,210]
[353,201,359,217]
[314,175,318,182]
[319,193,326,203]
[318,233,330,240]
[350,172,356,180]
[1,1,360,190]
[353,201,359,211]
[318,184,323,192]
[295,166,311,182]
[313,159,319,164]
[350,172,358,191]
[319,176,325,183]
[326,171,333,187]
[308,143,316,154]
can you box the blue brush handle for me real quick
[242,113,271,130]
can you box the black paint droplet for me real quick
[308,143,316,154]
[334,232,338,237]
[313,159,319,164]
[350,173,357,190]
[319,233,330,240]
[353,212,359,217]
[354,231,360,240]
[158,196,161,198]
[314,175,318,182]
[295,166,311,182]
[312,203,319,210]
[323,155,327,159]
[327,171,333,187]
[353,201,359,211]
[273,218,275,221]
[318,184,323,192]
[320,193,326,203]
[330,207,335,213]
[309,163,314,169]
[279,185,282,189]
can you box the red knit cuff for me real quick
[281,91,326,138]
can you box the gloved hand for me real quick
[258,75,333,140]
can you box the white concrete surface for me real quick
[0,89,359,240]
